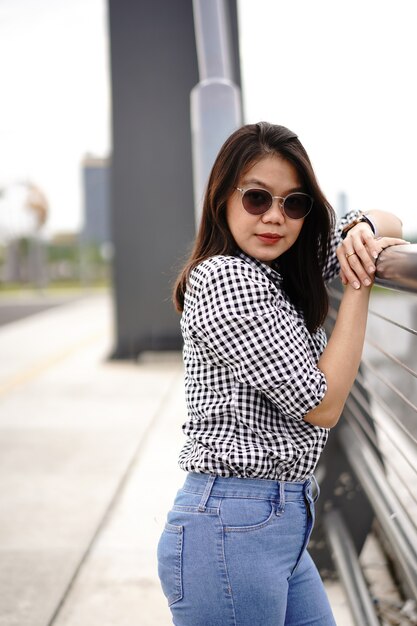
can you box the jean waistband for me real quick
[182,472,318,502]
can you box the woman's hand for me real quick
[337,223,408,289]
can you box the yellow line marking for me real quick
[0,328,109,397]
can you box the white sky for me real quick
[0,0,110,236]
[238,0,417,236]
[0,0,416,237]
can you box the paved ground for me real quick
[0,290,84,327]
[0,292,354,625]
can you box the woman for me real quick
[157,122,405,625]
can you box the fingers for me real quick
[368,236,410,262]
[338,234,375,289]
[339,269,348,286]
[350,231,376,274]
[340,251,374,289]
[361,229,382,261]
[374,236,410,250]
[338,232,410,290]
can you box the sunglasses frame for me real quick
[235,187,313,220]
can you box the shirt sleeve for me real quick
[322,209,362,282]
[189,260,327,421]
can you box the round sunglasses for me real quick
[235,187,313,220]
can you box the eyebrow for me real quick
[241,178,305,194]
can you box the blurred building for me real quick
[81,155,111,246]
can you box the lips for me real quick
[256,233,282,244]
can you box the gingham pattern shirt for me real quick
[178,212,359,481]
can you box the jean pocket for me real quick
[221,498,274,532]
[157,522,183,606]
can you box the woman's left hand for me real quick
[337,223,408,289]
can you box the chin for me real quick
[258,249,280,262]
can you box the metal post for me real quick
[191,0,242,222]
[324,509,380,626]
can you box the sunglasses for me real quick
[235,187,313,220]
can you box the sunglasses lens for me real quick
[242,189,272,215]
[283,193,312,219]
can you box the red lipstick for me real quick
[256,233,282,245]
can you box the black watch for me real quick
[341,214,376,239]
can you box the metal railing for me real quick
[374,243,417,293]
[322,244,417,625]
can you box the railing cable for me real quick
[368,309,417,337]
[328,286,417,337]
[348,385,417,481]
[365,336,417,379]
[355,370,417,447]
[327,306,417,448]
[362,357,417,415]
[344,396,417,515]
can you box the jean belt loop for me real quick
[198,475,216,512]
[311,475,320,502]
[276,481,286,516]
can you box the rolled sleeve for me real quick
[190,260,327,421]
[323,209,362,282]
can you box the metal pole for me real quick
[191,0,242,223]
[324,509,380,626]
[375,243,417,293]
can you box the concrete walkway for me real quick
[0,292,352,626]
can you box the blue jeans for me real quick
[157,473,336,626]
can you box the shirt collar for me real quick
[236,250,283,286]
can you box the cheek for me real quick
[291,221,305,241]
[226,201,246,236]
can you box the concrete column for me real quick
[108,0,199,357]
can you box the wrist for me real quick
[362,213,378,237]
[341,214,377,239]
[343,282,372,298]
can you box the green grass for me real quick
[0,280,111,297]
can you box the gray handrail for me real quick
[375,243,417,293]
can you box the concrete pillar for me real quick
[108,0,199,357]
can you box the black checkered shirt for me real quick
[178,212,358,481]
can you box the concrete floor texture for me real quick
[0,292,353,626]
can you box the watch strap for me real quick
[341,214,376,239]
[361,214,377,237]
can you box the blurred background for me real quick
[0,0,111,294]
[0,0,415,300]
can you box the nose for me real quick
[261,197,286,224]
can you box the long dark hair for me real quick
[173,122,335,333]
